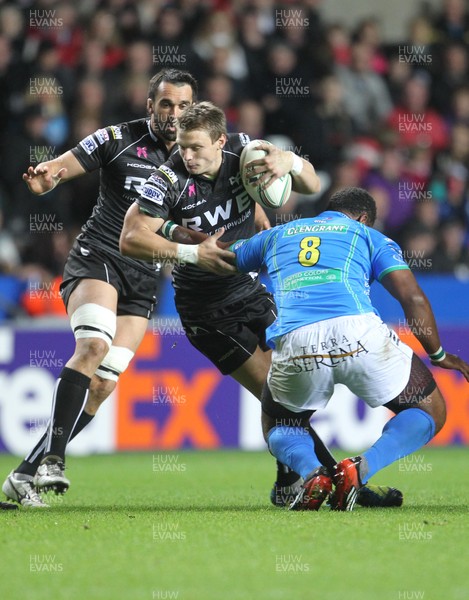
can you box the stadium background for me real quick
[0,0,468,457]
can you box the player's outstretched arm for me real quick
[245,141,321,195]
[22,150,85,195]
[381,269,469,381]
[120,204,236,275]
[120,202,173,262]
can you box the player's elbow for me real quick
[295,170,321,195]
[400,281,427,306]
[119,227,139,258]
[400,289,428,313]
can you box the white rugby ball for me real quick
[240,139,292,209]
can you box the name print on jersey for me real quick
[291,337,369,371]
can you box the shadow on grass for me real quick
[6,503,469,515]
[8,504,276,514]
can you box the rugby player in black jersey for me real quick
[2,69,216,507]
[121,102,404,510]
[1,69,303,510]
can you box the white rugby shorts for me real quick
[267,312,413,413]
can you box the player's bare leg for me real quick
[2,280,117,505]
[35,309,148,493]
[38,279,117,483]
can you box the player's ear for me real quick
[357,213,369,225]
[147,98,153,115]
[218,134,227,149]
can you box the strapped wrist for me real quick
[176,244,198,265]
[290,152,303,176]
[429,346,446,362]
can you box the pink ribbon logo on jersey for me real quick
[137,147,147,159]
[188,182,196,197]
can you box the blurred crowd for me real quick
[0,0,468,320]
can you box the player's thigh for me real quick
[113,314,148,353]
[67,278,118,317]
[230,346,272,399]
[267,324,336,413]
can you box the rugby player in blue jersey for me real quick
[228,187,469,510]
[121,104,405,509]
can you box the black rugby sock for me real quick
[15,410,95,476]
[42,367,91,463]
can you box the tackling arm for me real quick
[120,203,236,275]
[22,150,86,195]
[159,220,209,244]
[381,269,469,381]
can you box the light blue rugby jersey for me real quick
[231,211,410,347]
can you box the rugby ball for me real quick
[240,139,292,209]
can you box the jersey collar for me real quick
[146,119,160,143]
[146,119,171,150]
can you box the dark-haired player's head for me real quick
[147,69,198,144]
[175,101,227,178]
[148,69,198,102]
[328,187,377,226]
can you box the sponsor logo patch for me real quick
[80,135,97,155]
[95,128,109,144]
[110,125,122,140]
[141,184,164,204]
[159,164,178,184]
[239,133,250,146]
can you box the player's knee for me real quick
[407,389,446,437]
[95,346,135,384]
[68,303,117,370]
[74,337,110,365]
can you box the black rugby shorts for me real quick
[60,240,158,319]
[178,288,277,374]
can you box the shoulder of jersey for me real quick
[97,121,134,143]
[157,162,182,187]
[225,132,250,155]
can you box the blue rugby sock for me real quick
[267,426,321,479]
[363,408,436,482]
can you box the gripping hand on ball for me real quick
[245,142,293,189]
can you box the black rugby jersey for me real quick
[137,132,261,310]
[71,118,177,275]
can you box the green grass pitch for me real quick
[0,447,468,600]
